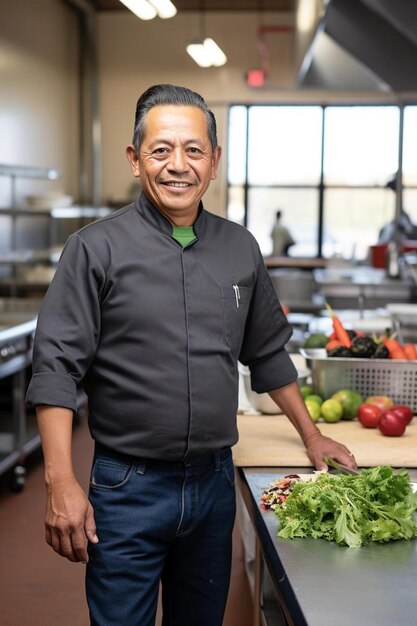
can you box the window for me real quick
[227,103,414,260]
[247,106,322,185]
[323,107,399,185]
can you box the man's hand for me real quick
[268,382,357,471]
[304,431,357,471]
[45,477,98,564]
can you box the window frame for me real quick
[227,102,417,258]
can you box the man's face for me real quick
[126,105,221,224]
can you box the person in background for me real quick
[26,84,356,626]
[378,208,417,244]
[271,209,295,256]
[378,175,417,244]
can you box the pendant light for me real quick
[119,0,177,21]
[186,0,227,68]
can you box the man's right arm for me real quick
[37,405,98,563]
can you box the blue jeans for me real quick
[86,446,236,626]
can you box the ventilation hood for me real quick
[298,0,417,92]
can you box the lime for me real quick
[299,385,313,399]
[306,394,323,406]
[303,333,329,349]
[320,399,343,423]
[305,399,321,422]
[331,389,363,420]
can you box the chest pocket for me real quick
[222,285,252,354]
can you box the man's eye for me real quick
[154,148,168,155]
[188,147,201,154]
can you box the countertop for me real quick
[265,257,327,270]
[238,468,417,626]
[233,413,417,468]
[234,411,417,625]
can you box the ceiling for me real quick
[84,0,417,92]
[89,0,293,11]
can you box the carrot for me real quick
[381,336,408,360]
[328,331,337,341]
[326,339,342,351]
[325,303,351,348]
[403,343,417,360]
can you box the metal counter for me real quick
[0,302,39,489]
[314,266,412,309]
[238,468,417,626]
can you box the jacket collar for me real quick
[135,193,206,238]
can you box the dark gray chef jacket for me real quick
[26,193,297,461]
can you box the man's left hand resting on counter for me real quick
[268,381,357,471]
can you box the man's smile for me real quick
[161,181,193,188]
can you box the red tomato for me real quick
[357,403,381,428]
[391,405,414,425]
[378,409,407,436]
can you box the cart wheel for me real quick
[10,465,27,492]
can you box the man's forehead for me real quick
[145,104,206,126]
[143,104,210,142]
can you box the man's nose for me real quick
[167,148,189,172]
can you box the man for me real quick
[271,209,295,256]
[27,84,356,626]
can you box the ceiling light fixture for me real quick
[186,1,227,68]
[118,0,177,21]
[186,38,227,68]
[149,0,177,19]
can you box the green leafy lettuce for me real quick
[275,466,417,548]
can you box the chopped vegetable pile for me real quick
[265,467,417,548]
[260,475,304,511]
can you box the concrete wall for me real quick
[0,0,79,209]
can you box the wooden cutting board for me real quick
[233,413,417,468]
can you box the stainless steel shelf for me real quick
[0,164,60,180]
[0,206,112,218]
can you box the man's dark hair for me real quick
[132,84,218,151]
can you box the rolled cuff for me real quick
[250,349,298,393]
[26,372,78,411]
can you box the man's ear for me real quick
[210,146,222,180]
[126,145,140,178]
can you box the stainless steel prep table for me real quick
[0,310,38,489]
[237,467,417,626]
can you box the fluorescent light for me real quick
[119,0,157,20]
[203,38,227,67]
[186,38,227,68]
[186,43,213,68]
[149,0,177,19]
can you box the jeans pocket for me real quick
[90,456,133,489]
[220,455,236,487]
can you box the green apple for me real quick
[305,399,321,422]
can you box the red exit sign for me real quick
[246,69,265,88]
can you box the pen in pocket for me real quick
[232,284,240,308]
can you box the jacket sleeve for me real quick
[26,234,105,410]
[239,257,298,394]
